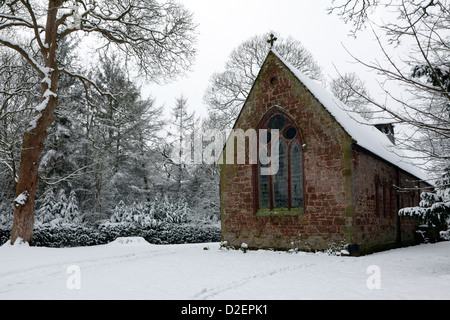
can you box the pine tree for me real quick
[61,190,80,224]
[167,95,196,196]
[35,188,57,225]
[85,55,165,213]
[56,189,68,221]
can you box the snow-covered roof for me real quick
[368,110,398,126]
[271,50,430,183]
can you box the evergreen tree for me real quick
[187,163,220,222]
[64,190,81,224]
[166,95,196,196]
[35,188,58,225]
[56,189,68,220]
[399,166,450,233]
[86,55,165,213]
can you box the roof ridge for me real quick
[269,50,430,183]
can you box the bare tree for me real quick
[328,0,380,37]
[328,0,449,172]
[0,49,38,190]
[204,32,324,131]
[0,0,197,244]
[330,72,374,121]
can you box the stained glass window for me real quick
[273,140,288,208]
[269,114,286,131]
[284,126,297,140]
[291,142,303,208]
[259,158,270,209]
[258,110,304,212]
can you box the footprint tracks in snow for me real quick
[192,263,315,300]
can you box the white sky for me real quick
[144,0,386,119]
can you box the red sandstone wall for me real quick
[221,52,353,251]
[351,146,420,253]
[221,52,423,254]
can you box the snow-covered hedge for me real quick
[0,228,9,246]
[0,222,221,248]
[0,194,220,248]
[440,230,450,241]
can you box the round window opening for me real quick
[269,114,286,131]
[284,126,297,140]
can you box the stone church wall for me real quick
[220,52,424,254]
[351,146,421,254]
[221,53,354,252]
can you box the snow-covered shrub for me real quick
[150,195,190,224]
[109,196,190,227]
[156,223,221,245]
[109,201,160,228]
[440,230,450,241]
[0,228,9,245]
[0,222,222,247]
[219,241,234,251]
[326,241,349,256]
[399,167,450,231]
[399,192,450,227]
[0,190,218,247]
[33,224,101,248]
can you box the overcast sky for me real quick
[144,0,384,119]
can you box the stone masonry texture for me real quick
[220,52,425,255]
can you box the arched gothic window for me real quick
[257,108,304,211]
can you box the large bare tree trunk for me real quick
[4,0,197,244]
[10,0,61,245]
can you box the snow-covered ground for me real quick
[1,238,449,300]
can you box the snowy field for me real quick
[1,238,449,300]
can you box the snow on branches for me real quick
[399,167,450,233]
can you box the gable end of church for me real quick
[220,51,428,255]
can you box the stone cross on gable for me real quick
[267,34,278,48]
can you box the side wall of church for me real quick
[351,146,421,254]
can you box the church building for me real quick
[220,50,431,255]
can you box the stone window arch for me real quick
[256,107,305,213]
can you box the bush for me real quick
[32,224,101,248]
[0,228,9,246]
[0,222,221,248]
[440,229,450,241]
[0,196,220,248]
